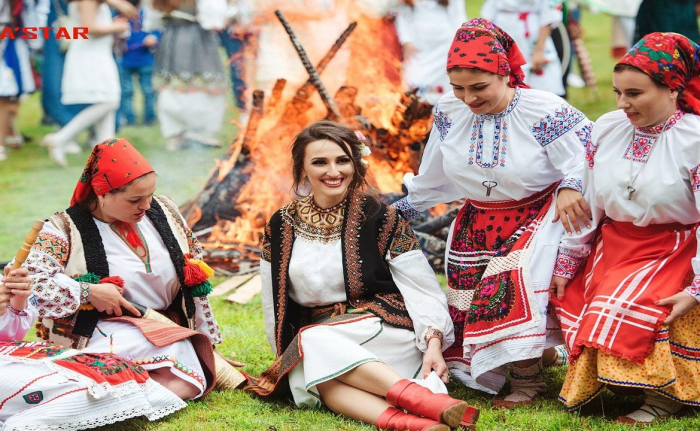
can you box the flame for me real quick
[199,1,433,258]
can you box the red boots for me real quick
[376,407,449,431]
[385,380,479,428]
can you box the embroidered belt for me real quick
[310,302,368,323]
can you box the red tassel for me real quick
[183,260,208,286]
[100,276,125,288]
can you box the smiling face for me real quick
[447,67,514,114]
[613,68,677,127]
[301,139,355,208]
[97,173,157,224]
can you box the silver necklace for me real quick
[626,116,673,200]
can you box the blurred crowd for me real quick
[0,0,699,164]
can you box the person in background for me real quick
[393,0,467,105]
[219,0,253,122]
[552,32,700,424]
[634,0,700,43]
[481,0,566,97]
[118,0,160,126]
[0,0,48,161]
[151,0,229,150]
[42,0,135,167]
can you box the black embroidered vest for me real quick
[61,197,195,341]
[268,192,414,354]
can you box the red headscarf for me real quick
[617,32,700,115]
[446,18,530,89]
[70,138,154,249]
[70,138,154,206]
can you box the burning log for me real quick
[275,9,341,120]
[182,90,265,229]
[185,10,455,273]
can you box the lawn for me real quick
[1,2,698,430]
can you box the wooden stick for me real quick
[12,220,44,270]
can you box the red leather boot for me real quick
[385,380,479,428]
[376,407,449,431]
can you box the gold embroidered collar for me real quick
[293,196,345,243]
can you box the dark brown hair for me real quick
[290,120,370,198]
[77,172,157,211]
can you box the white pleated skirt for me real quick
[288,316,425,408]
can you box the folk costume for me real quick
[392,19,590,395]
[553,33,700,411]
[22,139,222,399]
[0,299,186,430]
[481,0,566,97]
[153,0,228,148]
[247,192,455,408]
[393,0,467,105]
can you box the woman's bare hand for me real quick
[88,283,140,317]
[554,188,592,235]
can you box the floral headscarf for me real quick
[446,18,530,89]
[70,138,154,207]
[617,32,700,115]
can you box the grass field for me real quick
[1,2,699,430]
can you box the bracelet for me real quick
[424,327,444,346]
[7,303,28,316]
[79,282,90,305]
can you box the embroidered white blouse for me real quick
[0,295,38,341]
[23,214,222,344]
[260,198,455,356]
[395,87,590,219]
[556,110,700,299]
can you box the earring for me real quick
[101,200,105,209]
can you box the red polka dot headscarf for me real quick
[70,138,155,206]
[617,32,700,115]
[446,18,530,89]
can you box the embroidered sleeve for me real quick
[261,222,272,262]
[691,165,700,193]
[391,197,421,221]
[686,275,700,304]
[194,296,222,344]
[388,217,421,260]
[531,105,586,148]
[0,301,38,340]
[24,224,82,319]
[553,247,587,279]
[186,226,204,259]
[557,178,583,194]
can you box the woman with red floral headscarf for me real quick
[552,32,700,424]
[19,138,244,402]
[392,18,592,407]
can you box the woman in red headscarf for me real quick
[20,138,243,401]
[392,18,592,407]
[552,32,700,424]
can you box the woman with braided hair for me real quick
[20,138,238,401]
[552,32,700,424]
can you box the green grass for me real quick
[2,3,699,430]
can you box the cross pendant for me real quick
[627,185,635,200]
[482,180,498,197]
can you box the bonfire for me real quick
[181,4,455,275]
